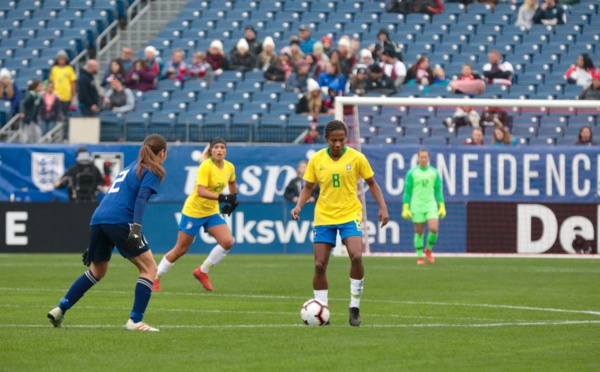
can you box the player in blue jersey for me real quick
[47,134,168,332]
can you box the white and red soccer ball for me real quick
[301,299,330,326]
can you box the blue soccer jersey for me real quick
[91,161,160,225]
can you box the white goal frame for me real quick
[334,97,600,255]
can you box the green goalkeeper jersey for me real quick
[403,165,444,213]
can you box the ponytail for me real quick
[137,134,167,182]
[199,144,211,163]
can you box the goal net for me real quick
[334,97,600,256]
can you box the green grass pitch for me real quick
[0,254,599,371]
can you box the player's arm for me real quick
[434,170,446,219]
[220,181,239,216]
[364,176,389,227]
[402,170,414,220]
[291,181,316,220]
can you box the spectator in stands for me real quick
[125,59,157,92]
[305,54,325,79]
[320,36,334,57]
[285,59,311,93]
[77,60,100,117]
[163,49,188,82]
[492,126,518,146]
[450,63,486,94]
[444,106,481,129]
[39,81,63,135]
[575,125,595,146]
[105,47,134,75]
[405,55,434,86]
[296,79,329,115]
[578,71,600,100]
[380,48,407,87]
[243,26,262,56]
[103,76,135,114]
[365,64,397,96]
[370,28,403,63]
[349,67,369,95]
[289,38,305,65]
[432,67,450,86]
[0,68,20,114]
[313,41,329,62]
[412,0,444,14]
[144,46,164,79]
[54,147,104,202]
[101,60,127,88]
[303,123,327,144]
[264,52,289,82]
[464,128,485,146]
[188,52,213,83]
[351,38,361,59]
[318,61,346,96]
[337,36,356,78]
[49,50,77,115]
[19,80,43,143]
[284,160,319,203]
[533,0,566,26]
[480,107,510,128]
[353,49,374,74]
[298,24,316,55]
[257,37,278,72]
[207,39,230,75]
[564,54,596,87]
[482,50,514,85]
[515,0,538,30]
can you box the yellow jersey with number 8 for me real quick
[182,158,236,218]
[303,147,374,226]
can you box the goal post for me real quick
[333,97,600,256]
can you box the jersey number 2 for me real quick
[332,174,340,188]
[108,170,130,194]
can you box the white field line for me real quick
[1,320,600,330]
[1,286,600,317]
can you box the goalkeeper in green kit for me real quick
[402,149,446,265]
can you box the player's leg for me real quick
[127,249,159,331]
[313,242,334,305]
[154,214,200,290]
[413,220,426,265]
[194,216,233,291]
[48,225,111,327]
[342,221,364,327]
[424,215,439,264]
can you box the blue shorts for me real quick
[88,223,150,263]
[178,213,226,237]
[313,220,363,246]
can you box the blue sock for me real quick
[130,277,153,323]
[58,270,98,313]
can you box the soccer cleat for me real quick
[152,279,161,291]
[424,249,435,264]
[417,258,425,265]
[47,307,64,328]
[349,307,361,327]
[124,319,159,332]
[193,267,213,291]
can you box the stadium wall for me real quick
[0,144,598,255]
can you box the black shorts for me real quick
[88,223,150,263]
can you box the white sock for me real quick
[200,245,228,273]
[156,256,173,279]
[314,290,328,305]
[350,278,364,308]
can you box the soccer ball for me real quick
[301,299,330,326]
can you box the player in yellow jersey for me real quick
[291,120,389,326]
[153,138,238,291]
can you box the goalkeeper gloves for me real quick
[438,203,446,219]
[124,223,143,253]
[82,248,91,267]
[218,193,237,204]
[401,204,413,220]
[221,200,239,216]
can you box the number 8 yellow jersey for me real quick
[182,158,236,218]
[303,147,374,226]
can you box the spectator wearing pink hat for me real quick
[320,36,334,57]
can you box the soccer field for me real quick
[1,254,599,371]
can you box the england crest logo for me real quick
[31,152,64,191]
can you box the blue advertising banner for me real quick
[1,144,598,203]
